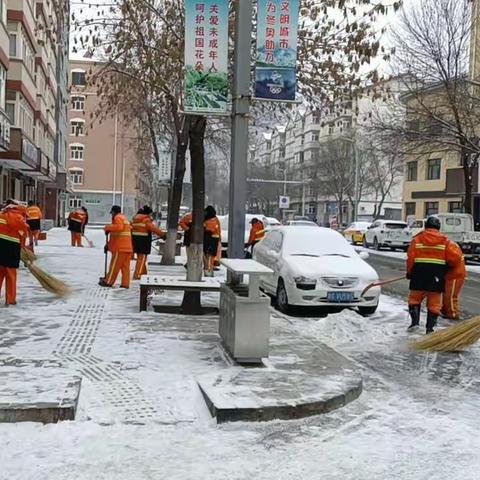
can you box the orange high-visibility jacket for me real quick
[26,206,43,220]
[131,213,164,237]
[68,209,86,224]
[248,221,265,244]
[445,242,466,281]
[204,217,221,238]
[407,229,463,292]
[179,213,192,231]
[0,207,29,268]
[105,213,133,253]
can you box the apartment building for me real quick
[66,60,154,224]
[254,82,403,224]
[0,0,70,223]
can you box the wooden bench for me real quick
[139,275,221,312]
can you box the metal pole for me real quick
[227,0,254,260]
[283,168,287,195]
[353,140,359,222]
[302,181,305,217]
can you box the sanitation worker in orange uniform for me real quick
[99,205,133,288]
[131,205,165,280]
[406,216,463,334]
[247,218,266,254]
[67,208,87,247]
[26,200,43,248]
[179,212,193,266]
[203,206,221,277]
[441,247,466,320]
[0,201,29,306]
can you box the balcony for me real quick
[0,108,10,152]
[27,148,50,181]
[0,127,37,171]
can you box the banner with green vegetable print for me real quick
[184,0,229,114]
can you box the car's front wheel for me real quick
[363,236,369,249]
[276,279,290,314]
[358,305,378,316]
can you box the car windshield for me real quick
[386,223,408,230]
[283,228,357,258]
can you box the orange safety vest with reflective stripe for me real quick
[105,213,133,253]
[26,206,43,220]
[131,213,164,238]
[204,217,221,238]
[407,229,462,292]
[0,207,29,268]
[248,221,265,244]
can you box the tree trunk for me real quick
[161,116,191,265]
[181,115,206,315]
[463,153,473,214]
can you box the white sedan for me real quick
[253,226,380,315]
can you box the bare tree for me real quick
[374,0,480,214]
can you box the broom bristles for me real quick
[410,316,480,352]
[20,248,37,264]
[26,263,71,297]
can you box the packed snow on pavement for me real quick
[1,228,480,479]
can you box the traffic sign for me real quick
[279,196,290,209]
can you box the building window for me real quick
[311,132,319,142]
[308,204,316,214]
[426,158,441,180]
[312,113,320,124]
[406,161,417,181]
[71,95,85,111]
[6,102,14,124]
[70,120,85,136]
[448,201,464,213]
[69,168,84,185]
[9,33,17,56]
[405,202,416,219]
[70,144,84,160]
[425,201,439,216]
[68,196,82,209]
[72,71,86,86]
[328,124,334,135]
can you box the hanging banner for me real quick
[255,0,299,101]
[184,0,229,114]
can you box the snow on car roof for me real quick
[279,226,357,257]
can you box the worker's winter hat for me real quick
[142,205,153,215]
[251,217,259,224]
[425,216,441,230]
[110,205,121,215]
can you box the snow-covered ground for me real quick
[1,228,480,479]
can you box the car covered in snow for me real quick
[265,217,281,229]
[363,220,412,251]
[253,226,380,315]
[343,221,372,245]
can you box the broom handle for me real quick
[361,275,405,297]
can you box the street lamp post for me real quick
[227,0,254,260]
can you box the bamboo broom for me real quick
[20,247,37,264]
[21,249,71,297]
[410,316,480,352]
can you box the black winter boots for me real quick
[407,304,421,331]
[426,311,438,334]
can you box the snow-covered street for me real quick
[1,228,480,479]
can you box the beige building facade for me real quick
[66,60,153,224]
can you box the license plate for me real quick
[327,291,354,303]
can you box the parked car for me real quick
[363,220,411,251]
[285,220,319,227]
[343,221,372,245]
[265,217,281,229]
[253,226,380,315]
[409,214,480,261]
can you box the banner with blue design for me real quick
[255,0,299,101]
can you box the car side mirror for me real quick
[359,251,369,260]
